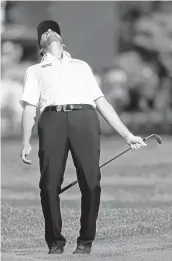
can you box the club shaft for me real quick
[60,149,131,194]
[100,148,131,168]
[59,135,156,194]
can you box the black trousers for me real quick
[38,108,101,249]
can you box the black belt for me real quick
[44,104,95,112]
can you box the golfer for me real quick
[20,20,146,255]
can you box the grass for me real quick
[1,136,172,260]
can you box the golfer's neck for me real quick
[47,43,63,60]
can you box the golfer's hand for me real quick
[126,134,147,150]
[20,143,32,165]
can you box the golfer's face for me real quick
[40,29,63,49]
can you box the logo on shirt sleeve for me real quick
[41,63,52,68]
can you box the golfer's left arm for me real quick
[95,97,147,149]
[86,63,146,150]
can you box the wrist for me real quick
[22,140,30,146]
[124,132,134,142]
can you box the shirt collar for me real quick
[41,51,71,63]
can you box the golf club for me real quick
[59,134,161,194]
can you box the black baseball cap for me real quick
[37,20,61,46]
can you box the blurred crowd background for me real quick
[1,1,172,138]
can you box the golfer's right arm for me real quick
[20,67,40,164]
[21,104,36,164]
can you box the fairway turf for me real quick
[1,136,172,260]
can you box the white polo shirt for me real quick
[20,51,104,113]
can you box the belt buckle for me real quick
[63,105,72,112]
[56,105,62,112]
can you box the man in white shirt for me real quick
[20,20,146,255]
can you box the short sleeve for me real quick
[86,64,104,101]
[20,67,40,108]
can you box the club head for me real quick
[153,134,162,144]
